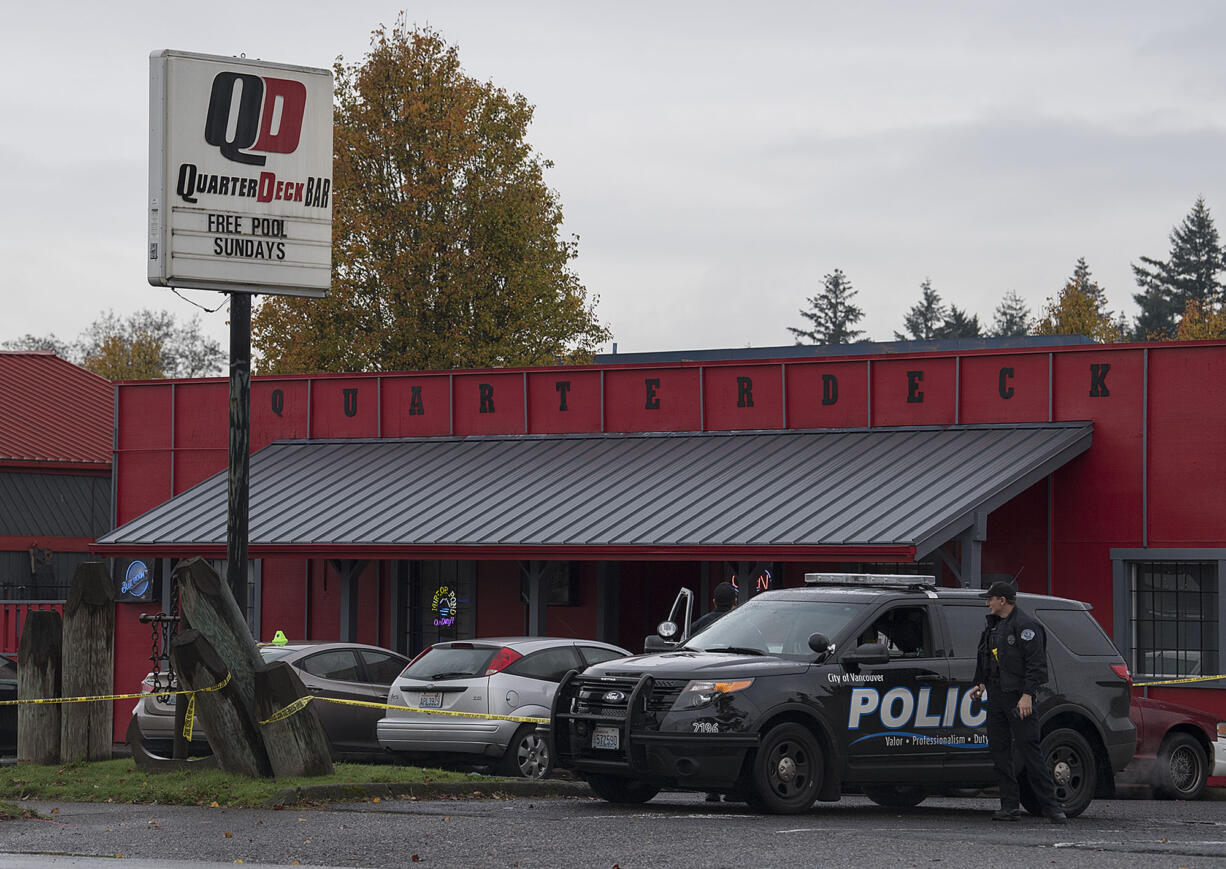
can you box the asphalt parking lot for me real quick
[2,790,1225,869]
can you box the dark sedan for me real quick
[1118,694,1226,799]
[130,641,409,759]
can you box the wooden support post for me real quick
[170,628,271,778]
[60,562,114,763]
[173,557,264,727]
[17,609,61,765]
[255,661,333,778]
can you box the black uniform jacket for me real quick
[973,606,1049,697]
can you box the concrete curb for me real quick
[264,778,594,807]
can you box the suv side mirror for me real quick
[643,635,675,653]
[807,632,833,656]
[842,642,889,666]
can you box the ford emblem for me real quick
[603,690,627,703]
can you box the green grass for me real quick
[0,759,492,809]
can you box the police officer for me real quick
[692,580,737,634]
[970,581,1068,824]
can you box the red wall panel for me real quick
[309,378,380,439]
[453,372,525,435]
[983,479,1050,593]
[381,375,452,437]
[172,449,227,493]
[307,559,339,640]
[871,357,956,426]
[260,557,306,643]
[960,354,1050,424]
[527,370,603,434]
[172,383,227,449]
[704,365,784,431]
[1050,542,1116,634]
[476,561,522,637]
[604,368,701,432]
[117,384,171,450]
[252,380,310,449]
[1146,346,1226,545]
[785,361,869,428]
[1053,350,1143,544]
[115,451,172,524]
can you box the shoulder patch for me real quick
[1020,628,1036,641]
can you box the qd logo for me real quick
[205,72,307,166]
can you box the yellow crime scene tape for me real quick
[0,673,231,709]
[1133,673,1226,687]
[259,696,548,727]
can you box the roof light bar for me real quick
[804,573,936,589]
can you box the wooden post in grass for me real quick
[173,557,263,727]
[60,562,114,762]
[17,609,61,764]
[170,628,271,777]
[255,661,334,777]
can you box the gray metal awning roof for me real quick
[94,423,1092,561]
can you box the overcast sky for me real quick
[5,1,1226,362]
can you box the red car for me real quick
[1118,694,1226,800]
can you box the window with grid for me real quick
[1130,561,1218,678]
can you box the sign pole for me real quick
[227,291,251,622]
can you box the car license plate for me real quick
[592,726,619,750]
[418,692,443,708]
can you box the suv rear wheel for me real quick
[863,785,926,808]
[586,774,660,804]
[745,723,823,814]
[1020,727,1096,818]
[1154,732,1208,800]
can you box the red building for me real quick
[0,352,111,648]
[94,338,1226,739]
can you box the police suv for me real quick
[550,574,1136,816]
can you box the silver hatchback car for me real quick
[376,637,629,777]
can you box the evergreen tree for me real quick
[1036,258,1125,343]
[990,290,1032,337]
[936,304,982,338]
[1131,197,1226,340]
[788,269,866,345]
[894,278,947,340]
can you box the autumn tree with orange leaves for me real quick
[252,20,609,374]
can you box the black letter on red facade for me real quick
[342,388,358,417]
[737,377,754,408]
[409,385,424,416]
[645,378,661,410]
[556,380,571,411]
[906,371,924,403]
[1089,364,1110,397]
[271,388,284,417]
[821,374,838,406]
[479,383,495,413]
[998,367,1015,399]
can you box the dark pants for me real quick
[986,686,1060,813]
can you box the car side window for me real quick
[579,645,626,667]
[505,647,583,682]
[943,604,987,658]
[360,650,409,685]
[858,606,934,659]
[299,649,361,682]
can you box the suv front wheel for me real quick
[745,723,823,814]
[1020,727,1097,818]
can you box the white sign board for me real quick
[149,50,333,297]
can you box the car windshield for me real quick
[400,645,498,680]
[685,598,868,658]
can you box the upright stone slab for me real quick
[60,563,114,762]
[173,558,264,726]
[256,661,334,778]
[170,628,271,778]
[17,609,62,765]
